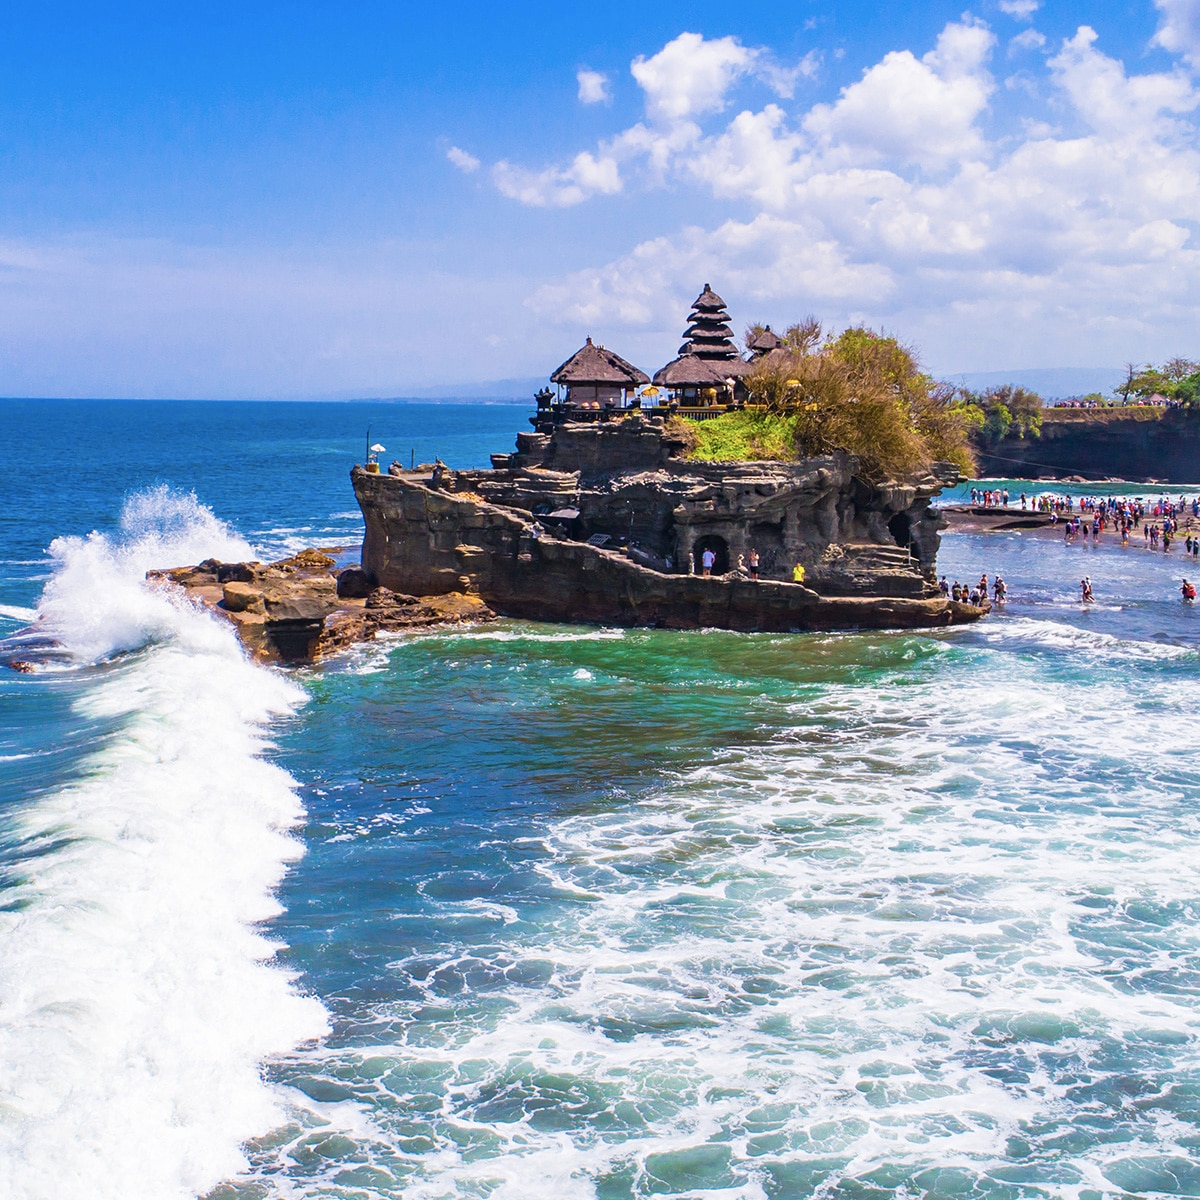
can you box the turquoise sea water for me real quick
[2,400,1199,1200]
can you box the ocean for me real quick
[2,399,1199,1200]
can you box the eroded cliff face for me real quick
[975,409,1200,483]
[352,415,978,633]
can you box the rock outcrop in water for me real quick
[147,549,493,663]
[353,414,985,633]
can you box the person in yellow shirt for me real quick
[792,562,805,584]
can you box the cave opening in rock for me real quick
[692,535,730,575]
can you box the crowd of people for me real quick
[937,572,1006,607]
[958,488,1200,608]
[1033,491,1200,556]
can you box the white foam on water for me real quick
[0,604,38,623]
[242,623,1200,1198]
[0,487,329,1200]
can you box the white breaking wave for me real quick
[0,487,328,1200]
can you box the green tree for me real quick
[741,325,975,478]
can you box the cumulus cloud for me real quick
[577,69,610,104]
[446,146,480,173]
[503,20,1200,371]
[1009,28,1046,53]
[492,150,622,207]
[998,0,1040,19]
[1049,26,1198,137]
[1153,0,1200,69]
[630,32,757,123]
[803,20,995,168]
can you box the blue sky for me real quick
[1,1,1198,397]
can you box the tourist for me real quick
[969,587,981,605]
[938,576,949,596]
[951,582,962,601]
[994,577,1007,603]
[701,547,716,577]
[1182,579,1196,602]
[1081,577,1094,603]
[747,547,760,581]
[792,562,806,584]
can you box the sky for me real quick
[1,1,1199,398]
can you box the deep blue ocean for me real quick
[2,399,1200,1200]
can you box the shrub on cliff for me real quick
[953,384,1043,446]
[1116,358,1200,406]
[741,324,975,480]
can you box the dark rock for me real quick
[366,587,420,609]
[975,408,1200,484]
[216,561,261,584]
[263,595,337,623]
[336,566,376,598]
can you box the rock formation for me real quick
[355,414,985,633]
[147,549,493,663]
[974,408,1200,483]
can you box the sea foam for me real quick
[0,488,328,1200]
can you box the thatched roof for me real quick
[691,284,727,313]
[684,321,735,340]
[550,338,650,386]
[677,341,740,360]
[653,353,739,387]
[747,326,783,353]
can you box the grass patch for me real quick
[684,410,801,462]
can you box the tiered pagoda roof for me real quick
[550,337,649,387]
[677,284,741,361]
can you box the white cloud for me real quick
[577,69,610,105]
[1009,28,1047,53]
[630,32,757,123]
[446,145,480,173]
[1153,0,1200,69]
[803,20,995,168]
[1049,26,1198,138]
[492,150,622,207]
[998,0,1040,19]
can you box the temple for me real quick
[349,287,983,632]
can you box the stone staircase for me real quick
[809,542,933,599]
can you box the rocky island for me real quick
[146,286,987,664]
[351,411,980,641]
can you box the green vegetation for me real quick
[951,384,1043,445]
[680,410,801,462]
[739,323,975,480]
[1116,358,1200,406]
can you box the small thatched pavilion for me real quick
[746,325,783,356]
[550,337,649,409]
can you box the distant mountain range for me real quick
[942,367,1125,400]
[371,367,1127,405]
